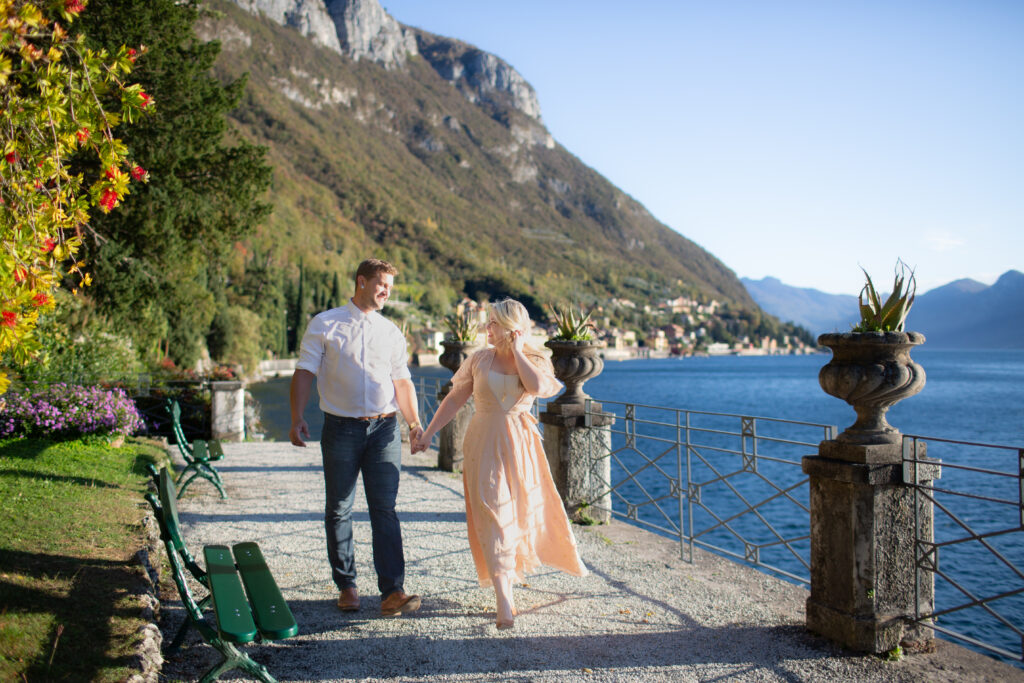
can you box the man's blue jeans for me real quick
[321,413,405,597]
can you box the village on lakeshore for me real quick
[400,295,818,367]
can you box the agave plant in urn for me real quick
[818,260,925,456]
[438,309,480,395]
[544,303,604,415]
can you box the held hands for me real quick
[411,428,430,454]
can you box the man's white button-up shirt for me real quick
[296,300,412,418]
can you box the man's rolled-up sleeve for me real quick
[296,316,324,374]
[390,328,411,381]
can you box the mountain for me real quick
[197,0,758,316]
[741,277,857,335]
[911,271,1024,348]
[744,271,1024,349]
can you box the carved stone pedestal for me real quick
[803,439,937,653]
[436,340,478,471]
[540,401,614,523]
[211,381,245,442]
[437,393,473,472]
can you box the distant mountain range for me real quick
[743,271,1024,349]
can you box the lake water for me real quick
[249,348,1024,662]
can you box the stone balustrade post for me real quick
[436,341,478,472]
[540,399,613,524]
[805,331,938,653]
[210,381,245,442]
[437,386,473,472]
[802,441,939,653]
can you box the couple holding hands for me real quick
[290,259,587,630]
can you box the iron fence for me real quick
[903,433,1024,662]
[410,375,546,444]
[580,398,835,585]
[412,376,445,427]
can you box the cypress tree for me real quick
[330,272,342,309]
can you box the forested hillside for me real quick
[195,0,765,350]
[4,0,810,386]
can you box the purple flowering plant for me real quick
[0,384,145,440]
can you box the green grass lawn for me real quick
[0,436,167,682]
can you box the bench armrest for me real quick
[203,546,259,644]
[232,542,298,640]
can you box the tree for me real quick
[1,0,151,393]
[74,0,271,367]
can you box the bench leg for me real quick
[175,462,198,486]
[201,638,277,683]
[199,461,226,487]
[205,463,225,485]
[177,469,228,500]
[167,595,210,654]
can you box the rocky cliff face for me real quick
[415,32,542,122]
[227,0,539,120]
[232,0,341,52]
[324,0,416,68]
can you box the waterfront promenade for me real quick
[158,442,1021,682]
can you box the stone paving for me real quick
[156,441,1023,682]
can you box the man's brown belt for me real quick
[354,412,395,421]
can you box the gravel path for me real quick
[157,441,1022,682]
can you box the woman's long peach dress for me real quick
[450,348,588,587]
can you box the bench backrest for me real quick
[166,399,193,457]
[144,475,217,643]
[146,464,207,581]
[157,467,187,551]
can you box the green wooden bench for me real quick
[167,399,227,499]
[145,465,298,682]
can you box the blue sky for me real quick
[381,0,1022,295]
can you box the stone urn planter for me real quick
[438,340,479,395]
[436,340,479,472]
[544,339,604,412]
[818,331,926,445]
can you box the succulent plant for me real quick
[852,259,916,333]
[442,309,479,342]
[548,302,595,342]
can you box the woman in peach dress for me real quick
[414,299,588,629]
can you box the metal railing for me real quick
[412,376,445,427]
[309,372,1024,661]
[903,434,1024,662]
[580,398,835,585]
[411,374,546,440]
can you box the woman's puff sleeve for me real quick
[532,358,563,399]
[450,349,478,394]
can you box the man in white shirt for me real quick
[289,258,425,617]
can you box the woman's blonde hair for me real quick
[488,298,550,367]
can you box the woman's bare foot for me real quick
[494,573,516,629]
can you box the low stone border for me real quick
[125,512,164,683]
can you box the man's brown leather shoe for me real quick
[380,590,421,617]
[337,587,360,612]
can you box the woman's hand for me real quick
[411,432,431,453]
[510,328,526,354]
